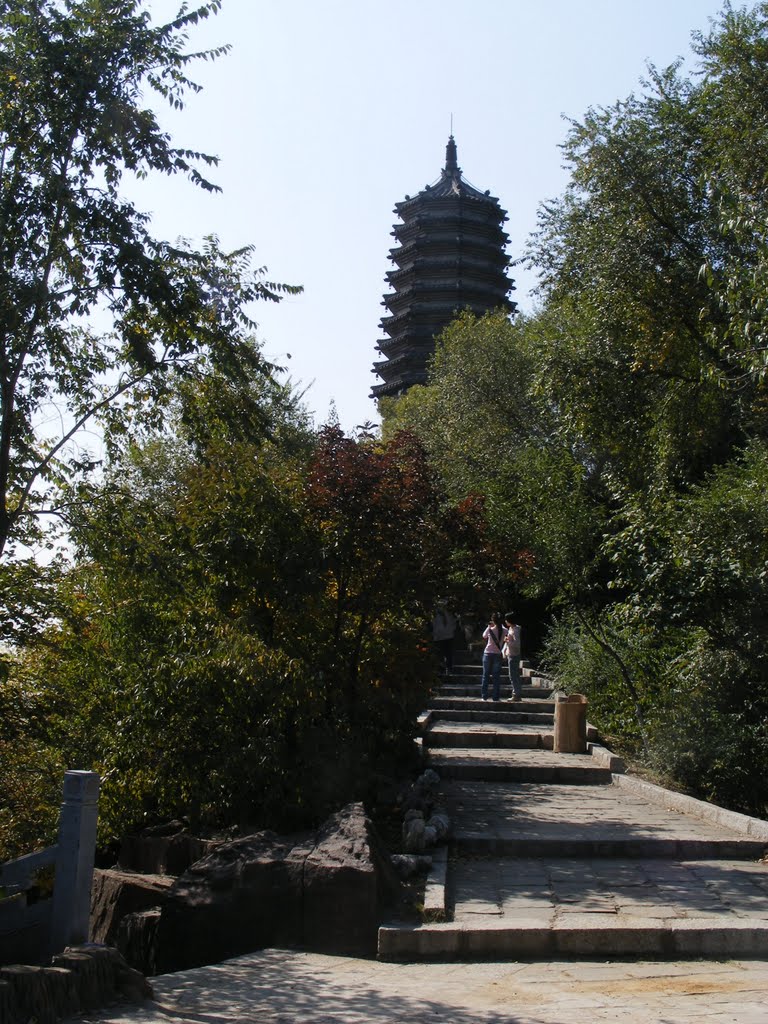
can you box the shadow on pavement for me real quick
[143,952,545,1024]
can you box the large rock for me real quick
[154,803,399,972]
[154,831,311,974]
[0,947,151,1024]
[303,802,399,955]
[90,869,174,948]
[117,823,220,876]
[116,910,161,977]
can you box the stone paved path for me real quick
[453,857,768,924]
[426,747,611,784]
[383,656,768,960]
[427,721,548,744]
[67,654,768,1022]
[65,949,768,1023]
[446,780,762,844]
[429,748,602,769]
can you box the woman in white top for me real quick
[503,612,522,701]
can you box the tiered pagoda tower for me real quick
[371,136,515,399]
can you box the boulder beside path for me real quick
[153,802,399,973]
[90,869,175,949]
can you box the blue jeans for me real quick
[481,652,502,700]
[508,655,522,699]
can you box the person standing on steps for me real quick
[432,601,458,677]
[481,611,505,701]
[503,611,523,701]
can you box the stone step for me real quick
[379,854,768,960]
[429,709,555,726]
[441,677,550,687]
[448,657,539,665]
[442,677,553,692]
[445,665,482,676]
[452,834,768,858]
[430,696,556,714]
[425,747,612,785]
[444,659,540,667]
[424,722,552,750]
[379,917,768,961]
[442,779,768,851]
[459,653,534,668]
[437,685,554,699]
[445,665,544,678]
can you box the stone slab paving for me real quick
[63,949,768,1023]
[430,697,556,715]
[427,748,612,785]
[429,722,550,737]
[443,781,768,859]
[429,749,599,769]
[432,710,555,724]
[445,781,764,845]
[374,779,768,959]
[438,686,553,699]
[426,722,550,749]
[452,857,768,925]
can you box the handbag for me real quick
[490,626,504,656]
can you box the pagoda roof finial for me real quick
[444,135,459,176]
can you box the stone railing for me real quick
[0,771,99,965]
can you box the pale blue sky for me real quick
[137,0,753,431]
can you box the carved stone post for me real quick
[49,770,100,956]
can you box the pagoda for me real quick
[371,136,515,399]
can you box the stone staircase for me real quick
[424,655,609,785]
[378,650,768,960]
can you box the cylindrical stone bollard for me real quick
[553,694,588,753]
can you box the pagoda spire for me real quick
[444,135,459,176]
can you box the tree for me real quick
[529,79,732,488]
[6,367,325,841]
[527,7,768,491]
[382,312,605,610]
[304,426,442,708]
[695,4,768,394]
[4,411,447,844]
[524,3,768,806]
[0,0,297,566]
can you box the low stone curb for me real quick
[588,742,625,773]
[611,773,768,842]
[421,847,448,922]
[378,918,768,961]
